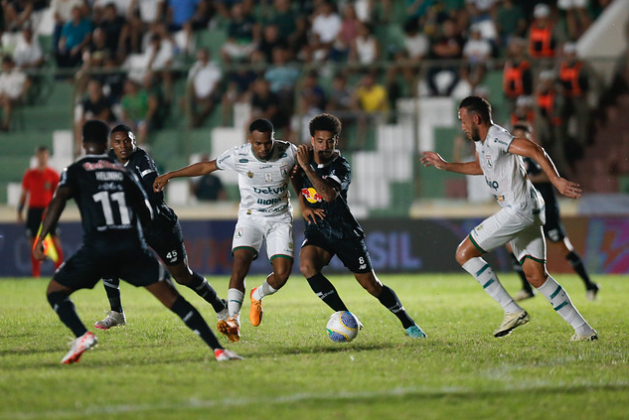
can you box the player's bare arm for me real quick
[420,151,483,175]
[154,160,218,192]
[33,186,71,260]
[290,160,325,224]
[508,137,581,199]
[296,145,339,202]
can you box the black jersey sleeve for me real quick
[124,170,154,227]
[327,158,351,192]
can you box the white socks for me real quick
[252,278,278,301]
[537,276,593,335]
[462,257,522,314]
[227,288,244,320]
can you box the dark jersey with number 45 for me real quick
[300,153,364,240]
[59,154,152,243]
[109,147,177,227]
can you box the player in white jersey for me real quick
[154,119,297,342]
[421,96,597,341]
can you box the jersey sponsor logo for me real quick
[239,158,249,163]
[265,173,273,183]
[493,137,509,146]
[301,187,322,203]
[236,227,243,238]
[253,183,288,195]
[485,176,499,190]
[257,197,282,205]
[259,165,272,169]
[247,171,254,178]
[83,160,123,171]
[485,154,493,169]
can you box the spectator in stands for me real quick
[535,69,569,176]
[293,69,326,143]
[123,0,165,54]
[353,70,388,149]
[559,0,591,40]
[55,5,92,70]
[220,2,258,64]
[215,0,254,19]
[75,78,114,152]
[165,0,214,55]
[308,1,341,61]
[332,3,360,61]
[186,47,222,128]
[493,0,527,47]
[325,71,354,149]
[460,24,492,93]
[221,67,257,126]
[50,0,86,55]
[264,0,298,42]
[254,24,286,64]
[502,37,532,122]
[74,27,114,97]
[426,17,464,96]
[0,55,30,131]
[264,45,299,123]
[3,0,45,32]
[119,78,153,144]
[12,25,43,69]
[395,19,429,87]
[144,23,175,101]
[527,4,563,60]
[349,21,379,66]
[250,76,286,133]
[190,153,227,201]
[556,41,593,167]
[93,2,127,64]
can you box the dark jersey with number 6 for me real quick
[59,153,152,243]
[300,153,364,240]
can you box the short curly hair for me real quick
[309,113,342,137]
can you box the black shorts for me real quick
[144,218,187,266]
[543,200,566,243]
[26,207,58,238]
[302,230,373,274]
[54,234,169,290]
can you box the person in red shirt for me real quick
[18,146,64,277]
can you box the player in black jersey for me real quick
[292,113,427,339]
[508,122,599,301]
[34,120,241,363]
[94,124,228,330]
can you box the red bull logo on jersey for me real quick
[302,187,322,203]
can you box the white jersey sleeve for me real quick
[476,124,544,214]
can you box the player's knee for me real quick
[300,261,316,278]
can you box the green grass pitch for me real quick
[1,274,628,419]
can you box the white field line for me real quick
[5,380,629,419]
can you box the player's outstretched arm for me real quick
[153,161,218,192]
[33,186,71,261]
[508,138,582,199]
[420,151,483,175]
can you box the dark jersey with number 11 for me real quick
[59,153,152,244]
[300,153,364,240]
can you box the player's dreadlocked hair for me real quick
[459,96,492,124]
[249,118,274,135]
[309,113,342,137]
[82,120,110,145]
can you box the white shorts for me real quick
[558,0,588,9]
[470,206,547,263]
[232,215,294,261]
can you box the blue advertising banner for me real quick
[2,217,628,277]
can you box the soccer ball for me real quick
[326,311,359,343]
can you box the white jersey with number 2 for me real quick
[215,140,297,219]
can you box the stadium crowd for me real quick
[0,0,618,171]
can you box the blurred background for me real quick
[1,0,628,277]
